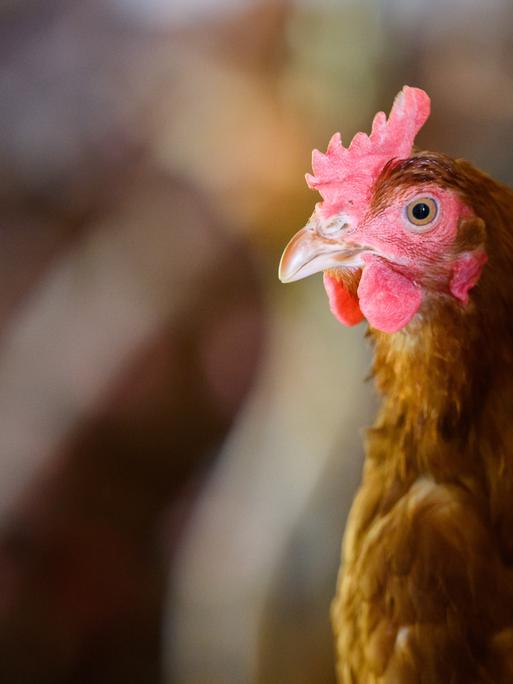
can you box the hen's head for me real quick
[279,86,487,333]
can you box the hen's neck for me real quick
[367,296,507,484]
[367,168,513,484]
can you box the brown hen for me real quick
[279,86,513,683]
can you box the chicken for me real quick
[278,86,513,683]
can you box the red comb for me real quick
[306,86,431,218]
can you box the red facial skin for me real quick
[322,185,487,333]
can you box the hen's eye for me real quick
[406,197,438,228]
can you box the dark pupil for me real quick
[412,202,430,220]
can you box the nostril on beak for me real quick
[318,214,350,238]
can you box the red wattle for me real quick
[357,259,422,333]
[323,273,364,326]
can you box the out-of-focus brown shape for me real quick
[0,169,264,683]
[0,1,265,682]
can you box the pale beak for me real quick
[278,220,364,283]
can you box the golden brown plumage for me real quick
[333,163,513,681]
[279,87,513,682]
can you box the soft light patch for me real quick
[357,259,422,333]
[323,273,364,326]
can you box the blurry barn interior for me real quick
[1,0,513,682]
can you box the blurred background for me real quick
[0,0,512,682]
